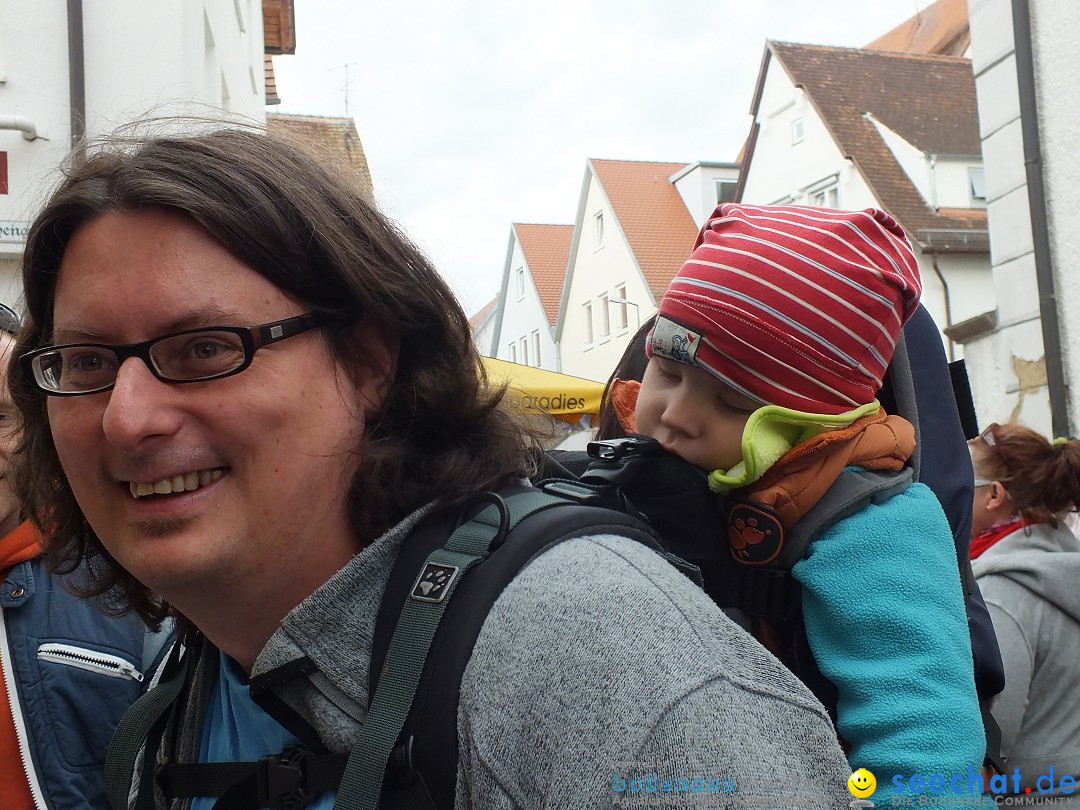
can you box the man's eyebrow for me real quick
[49,308,247,344]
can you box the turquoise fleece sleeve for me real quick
[791,482,992,804]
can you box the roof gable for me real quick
[766,41,985,248]
[266,114,373,196]
[469,295,499,332]
[513,224,573,327]
[590,159,698,300]
[866,0,969,57]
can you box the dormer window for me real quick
[969,167,987,208]
[716,180,738,205]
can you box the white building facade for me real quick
[490,225,567,371]
[558,169,653,381]
[0,0,268,308]
[739,42,995,362]
[962,0,1078,434]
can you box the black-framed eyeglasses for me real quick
[22,313,321,397]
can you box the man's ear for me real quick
[346,320,400,417]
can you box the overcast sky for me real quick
[273,1,932,315]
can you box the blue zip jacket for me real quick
[1,548,172,809]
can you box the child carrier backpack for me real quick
[542,304,1005,765]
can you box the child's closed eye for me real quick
[654,360,682,382]
[715,397,754,415]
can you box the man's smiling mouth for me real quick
[128,468,225,499]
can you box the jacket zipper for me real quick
[0,611,48,810]
[37,642,145,681]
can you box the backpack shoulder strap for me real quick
[365,486,666,810]
[776,466,915,569]
[105,638,192,810]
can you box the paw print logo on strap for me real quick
[727,503,784,566]
[410,563,460,603]
[731,516,766,548]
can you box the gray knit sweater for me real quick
[152,503,852,809]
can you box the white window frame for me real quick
[808,186,838,208]
[519,337,529,367]
[716,180,738,206]
[598,293,611,341]
[515,266,525,300]
[805,175,839,209]
[614,284,629,332]
[508,343,517,363]
[791,118,805,145]
[594,211,605,249]
[531,330,541,367]
[583,301,594,347]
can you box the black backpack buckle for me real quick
[587,435,661,461]
[257,746,312,810]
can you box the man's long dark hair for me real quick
[10,126,533,627]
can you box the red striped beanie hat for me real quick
[649,204,922,415]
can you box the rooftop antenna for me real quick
[327,62,358,116]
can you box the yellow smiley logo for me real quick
[847,768,876,798]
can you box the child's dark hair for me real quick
[972,422,1080,526]
[595,316,656,440]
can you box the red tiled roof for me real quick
[769,42,985,251]
[866,0,970,57]
[590,159,699,300]
[469,295,499,333]
[266,114,373,197]
[513,223,572,326]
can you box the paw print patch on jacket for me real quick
[727,503,784,565]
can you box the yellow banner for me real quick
[482,357,604,422]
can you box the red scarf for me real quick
[969,516,1038,560]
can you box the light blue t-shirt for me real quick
[192,652,336,810]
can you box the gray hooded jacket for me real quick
[972,520,1080,804]
[143,501,854,808]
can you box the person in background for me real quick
[0,302,172,809]
[968,422,1080,804]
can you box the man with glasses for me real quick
[0,303,171,809]
[10,129,851,809]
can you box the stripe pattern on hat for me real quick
[651,204,921,415]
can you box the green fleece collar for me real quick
[707,401,881,494]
